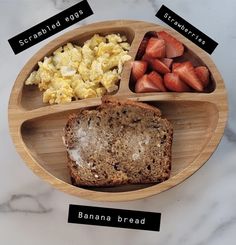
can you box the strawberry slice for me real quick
[146,37,166,58]
[164,73,191,92]
[160,58,173,68]
[150,59,170,74]
[174,61,204,91]
[172,62,181,72]
[141,53,153,62]
[131,60,148,81]
[147,71,166,91]
[141,53,153,63]
[158,31,184,58]
[135,74,161,93]
[195,66,210,87]
[136,37,149,59]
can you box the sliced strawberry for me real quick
[174,61,204,91]
[195,66,210,87]
[164,73,191,92]
[131,60,148,81]
[141,53,153,63]
[146,38,166,58]
[147,71,166,91]
[158,31,184,58]
[136,37,149,59]
[150,59,170,74]
[160,58,173,68]
[172,62,182,72]
[135,74,161,93]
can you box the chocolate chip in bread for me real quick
[64,97,173,187]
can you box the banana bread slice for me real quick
[63,97,173,187]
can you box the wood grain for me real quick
[8,20,228,201]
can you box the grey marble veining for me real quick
[0,0,236,244]
[0,194,52,213]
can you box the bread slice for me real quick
[64,97,173,187]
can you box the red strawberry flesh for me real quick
[146,37,166,58]
[172,62,182,72]
[131,60,148,81]
[164,73,190,92]
[147,71,166,91]
[160,58,173,68]
[150,59,170,74]
[141,53,153,63]
[135,74,160,93]
[174,61,204,91]
[195,66,210,88]
[158,31,184,58]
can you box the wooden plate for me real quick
[8,20,228,201]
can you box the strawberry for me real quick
[164,73,191,92]
[146,37,166,58]
[136,37,149,59]
[131,60,148,81]
[172,62,181,72]
[195,66,210,87]
[160,58,173,68]
[147,71,166,91]
[174,61,204,91]
[150,59,170,74]
[158,31,184,58]
[141,53,153,63]
[135,74,161,93]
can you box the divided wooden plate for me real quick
[8,20,228,201]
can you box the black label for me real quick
[156,5,218,54]
[8,0,93,54]
[68,204,161,231]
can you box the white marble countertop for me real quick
[1,0,236,244]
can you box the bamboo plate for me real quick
[8,20,228,202]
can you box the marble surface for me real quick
[0,0,236,244]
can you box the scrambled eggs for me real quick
[25,34,131,104]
